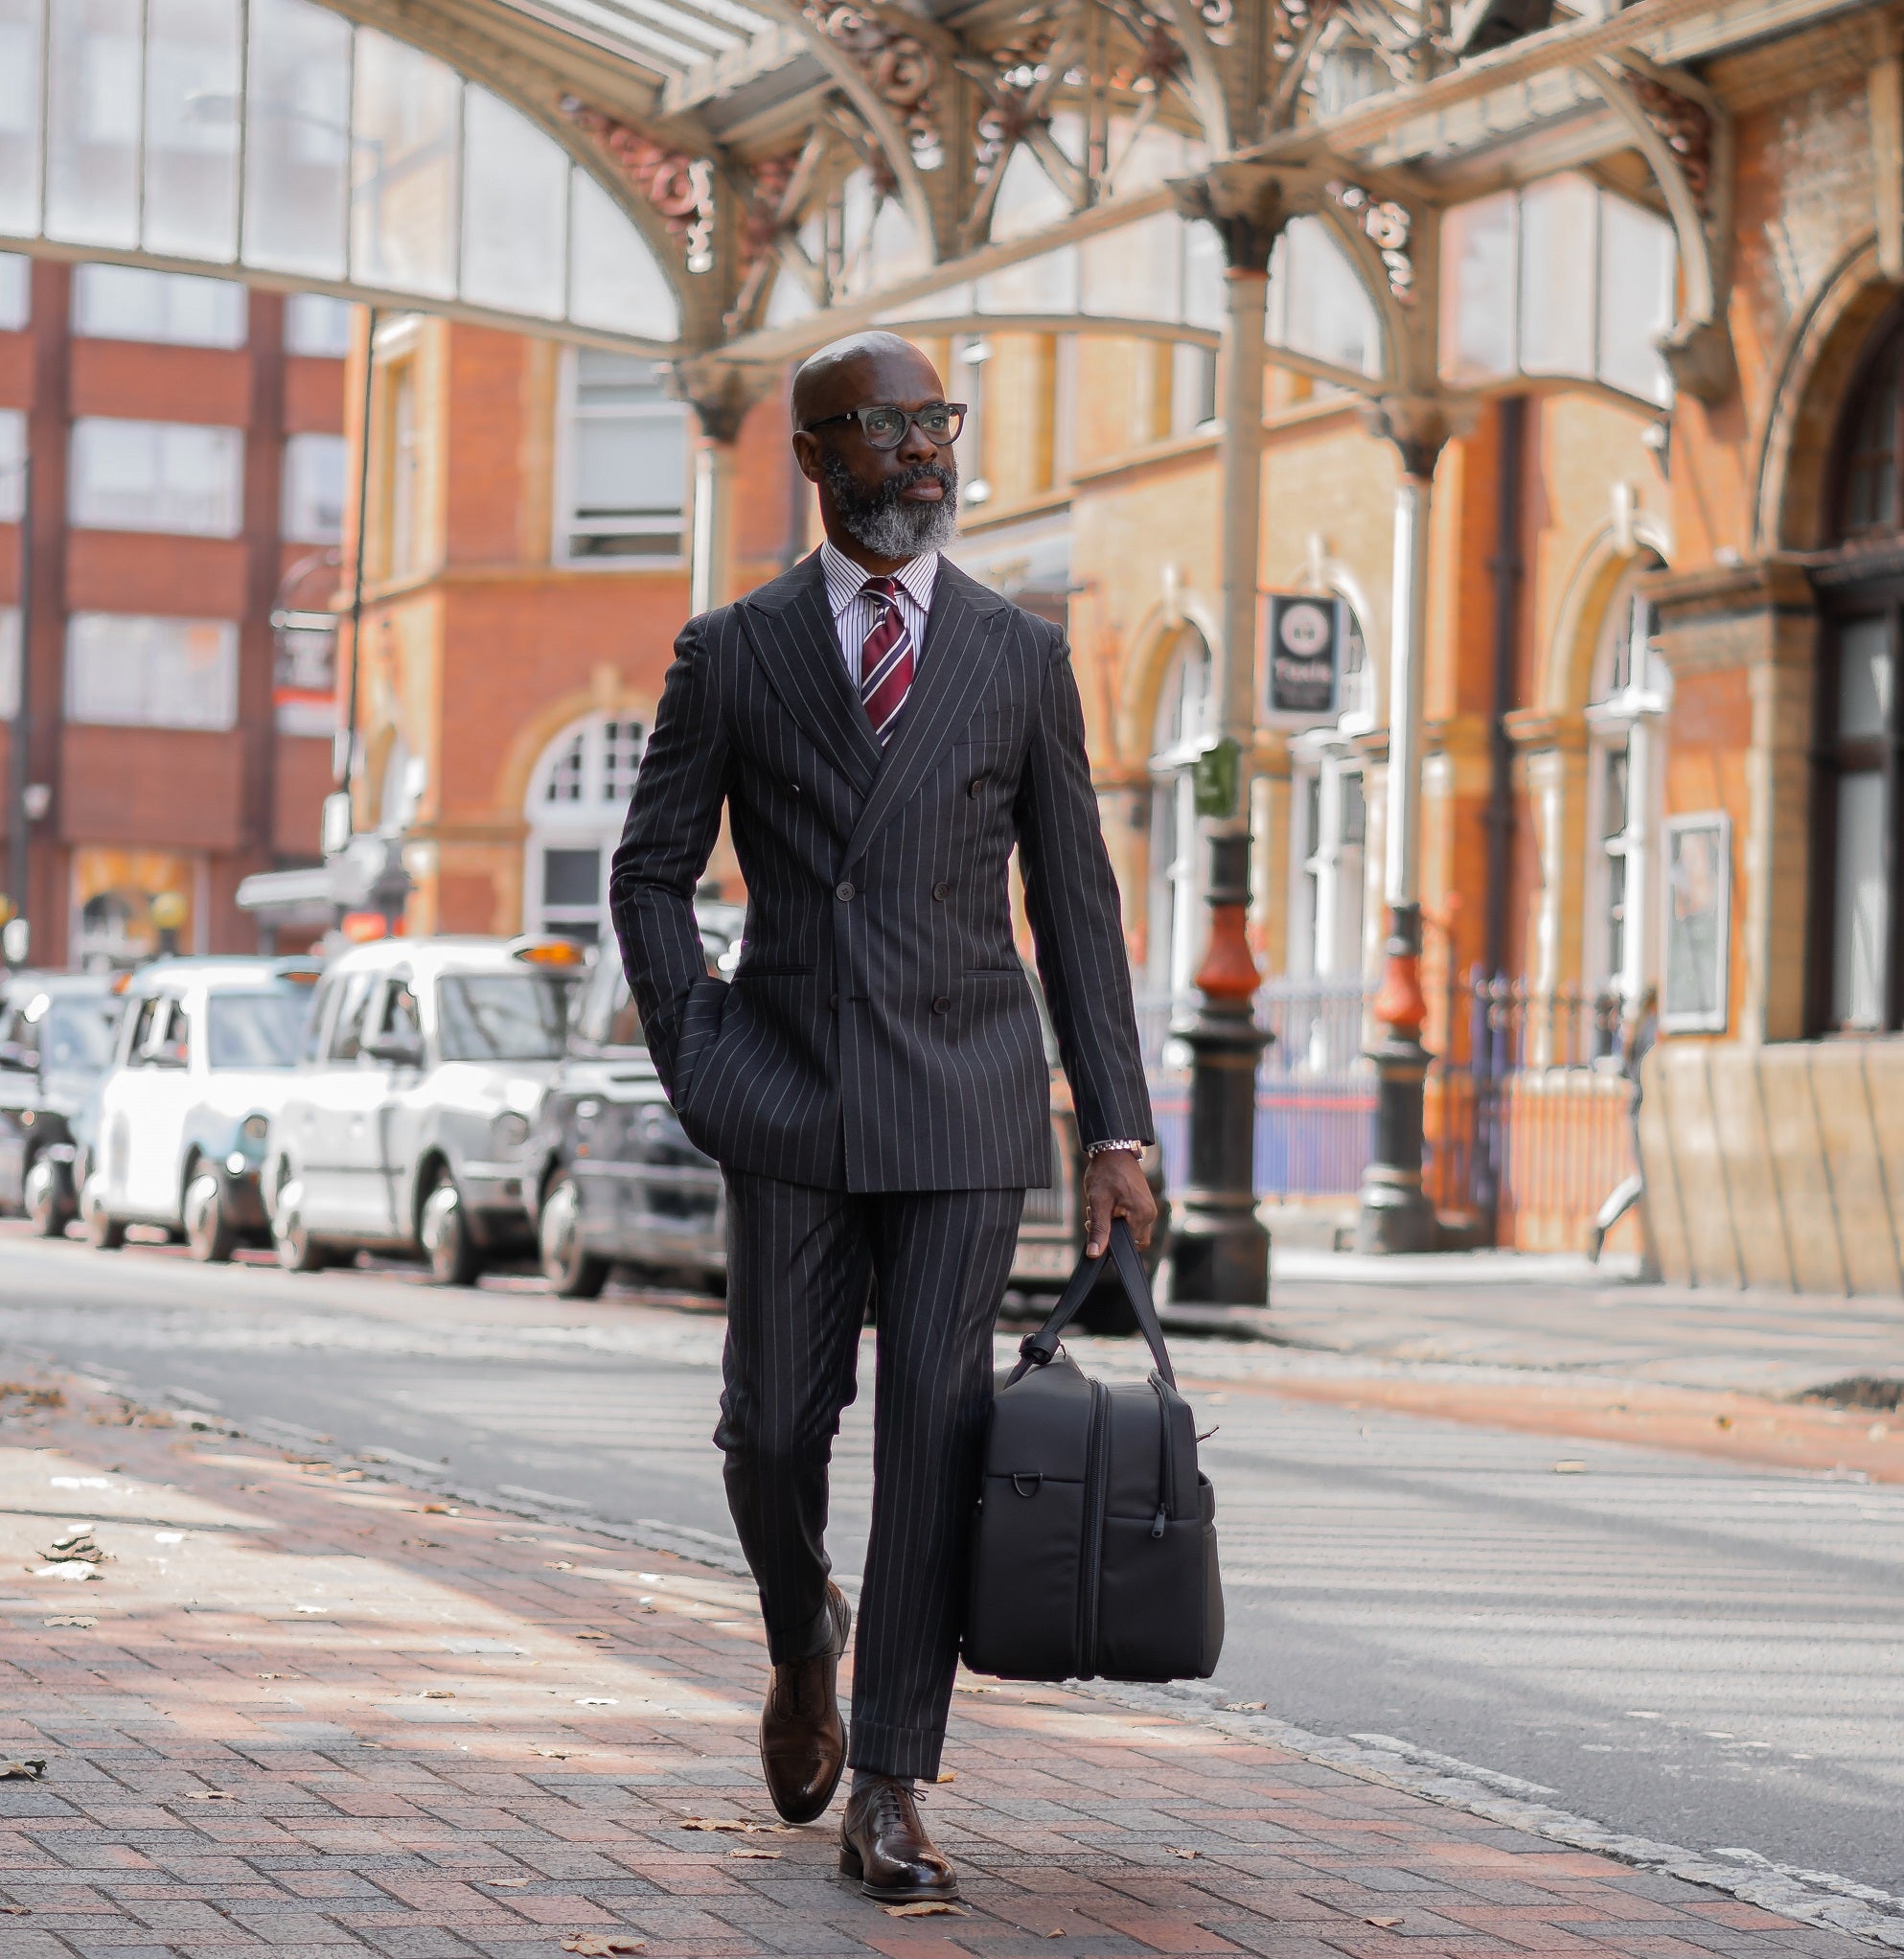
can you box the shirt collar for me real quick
[820,539,939,619]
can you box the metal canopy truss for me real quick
[0,0,1870,385]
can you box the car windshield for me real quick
[35,998,117,1075]
[207,989,313,1070]
[438,973,571,1062]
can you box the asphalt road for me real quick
[3,1224,1901,1899]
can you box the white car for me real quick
[83,958,323,1260]
[263,936,585,1284]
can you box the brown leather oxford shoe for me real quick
[759,1582,851,1824]
[837,1775,958,1902]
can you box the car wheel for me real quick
[80,1180,126,1252]
[538,1171,608,1300]
[183,1168,238,1264]
[420,1176,482,1287]
[270,1180,329,1274]
[24,1157,67,1238]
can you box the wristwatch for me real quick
[1085,1139,1145,1158]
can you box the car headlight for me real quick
[491,1111,530,1153]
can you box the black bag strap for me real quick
[1010,1219,1178,1389]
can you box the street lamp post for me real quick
[1357,398,1456,1254]
[1164,163,1318,1309]
[6,451,31,967]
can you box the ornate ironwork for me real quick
[1330,179,1414,304]
[802,3,945,170]
[559,98,716,272]
[1626,73,1713,214]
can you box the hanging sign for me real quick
[1262,593,1341,719]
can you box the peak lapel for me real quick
[840,565,1008,871]
[740,554,882,795]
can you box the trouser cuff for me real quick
[846,1718,943,1783]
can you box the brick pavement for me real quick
[0,1371,1870,1959]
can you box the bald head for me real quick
[791,331,944,429]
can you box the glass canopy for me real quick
[0,0,684,349]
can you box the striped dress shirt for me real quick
[820,539,938,687]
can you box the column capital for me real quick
[1168,162,1327,274]
[672,357,779,443]
[1360,392,1476,479]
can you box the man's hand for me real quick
[1082,1149,1158,1257]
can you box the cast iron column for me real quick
[1357,401,1453,1254]
[679,361,775,616]
[1165,164,1305,1308]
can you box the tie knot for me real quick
[861,575,897,602]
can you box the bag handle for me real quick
[1009,1218,1177,1389]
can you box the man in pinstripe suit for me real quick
[611,333,1155,1902]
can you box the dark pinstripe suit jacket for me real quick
[608,549,1152,1193]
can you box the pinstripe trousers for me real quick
[716,1171,1026,1782]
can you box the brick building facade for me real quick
[0,259,345,965]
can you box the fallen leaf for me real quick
[258,1673,283,1681]
[34,1562,101,1581]
[1365,1917,1403,1929]
[424,1691,455,1700]
[401,1538,444,1550]
[681,1817,755,1832]
[1552,1461,1586,1475]
[576,1631,611,1642]
[421,1504,459,1515]
[934,1770,956,1784]
[0,1903,26,1914]
[43,1616,96,1628]
[488,1878,530,1888]
[561,1936,645,1955]
[1226,1701,1267,1712]
[1044,1932,1064,1940]
[548,1561,576,1572]
[185,1790,238,1802]
[533,1748,570,1760]
[1714,1415,1733,1430]
[575,1697,617,1708]
[881,1901,966,1918]
[333,1469,365,1481]
[1166,1847,1198,1859]
[0,1763,45,1782]
[729,1848,781,1859]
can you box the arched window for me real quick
[1813,313,1904,1030]
[1284,595,1372,983]
[523,714,646,942]
[1584,560,1666,1001]
[1147,631,1214,998]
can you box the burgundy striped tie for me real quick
[859,576,914,747]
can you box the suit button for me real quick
[836,881,856,901]
[967,777,983,797]
[931,881,950,902]
[931,996,951,1015]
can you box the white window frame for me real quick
[551,348,688,566]
[1147,631,1214,1000]
[69,418,245,538]
[0,253,30,333]
[1286,737,1365,982]
[282,432,347,543]
[285,293,356,358]
[523,713,649,939]
[70,265,247,349]
[65,613,240,731]
[0,407,22,522]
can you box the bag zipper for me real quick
[1078,1379,1111,1675]
[1149,1375,1175,1538]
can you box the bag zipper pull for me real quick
[1151,1505,1167,1540]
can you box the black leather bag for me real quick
[963,1221,1224,1683]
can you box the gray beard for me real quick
[820,450,959,558]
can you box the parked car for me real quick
[0,972,122,1235]
[521,951,1169,1311]
[262,935,586,1283]
[81,958,323,1259]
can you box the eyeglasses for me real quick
[800,403,967,449]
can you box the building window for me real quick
[0,607,18,720]
[955,336,992,507]
[283,432,346,542]
[384,360,422,577]
[285,293,356,358]
[0,254,30,332]
[69,418,244,537]
[71,265,247,348]
[1812,320,1904,1031]
[1584,569,1665,1002]
[556,351,686,562]
[1287,751,1366,980]
[1147,630,1215,998]
[0,407,21,521]
[66,614,239,731]
[523,714,648,939]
